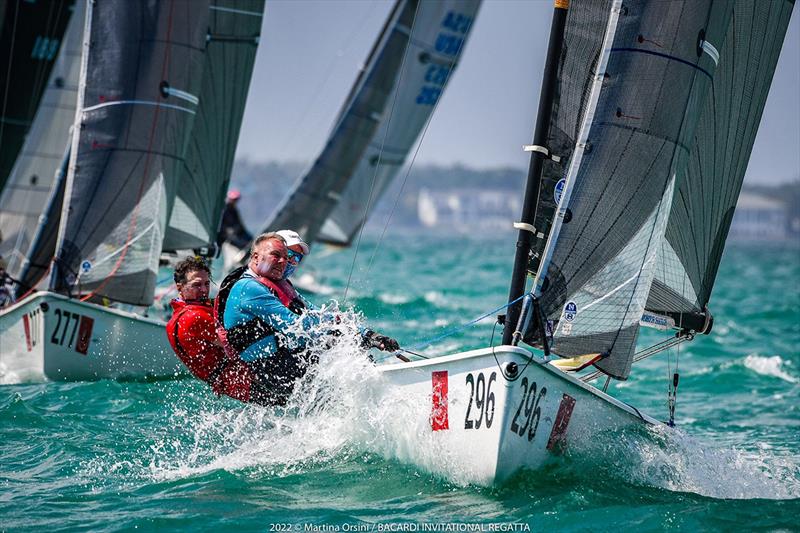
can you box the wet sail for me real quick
[262,0,480,247]
[0,0,72,193]
[525,0,734,379]
[0,0,84,284]
[162,0,264,252]
[316,0,481,245]
[52,0,209,305]
[645,0,795,328]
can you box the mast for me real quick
[502,0,569,345]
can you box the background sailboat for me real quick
[0,0,83,291]
[238,0,481,274]
[0,0,264,382]
[0,0,72,195]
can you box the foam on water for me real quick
[743,354,798,384]
[572,425,800,500]
[81,306,798,499]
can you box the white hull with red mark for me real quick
[376,346,658,486]
[0,291,184,382]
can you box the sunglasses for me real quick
[286,249,304,264]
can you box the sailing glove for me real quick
[363,330,400,352]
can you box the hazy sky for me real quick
[235,0,800,185]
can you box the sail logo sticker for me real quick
[563,302,577,322]
[554,178,565,205]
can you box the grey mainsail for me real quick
[0,0,84,284]
[162,0,264,252]
[260,1,480,248]
[52,0,209,305]
[0,0,72,193]
[645,0,795,327]
[524,0,735,379]
[316,0,481,246]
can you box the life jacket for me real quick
[214,266,306,357]
[166,299,252,402]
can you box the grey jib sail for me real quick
[645,0,795,326]
[524,0,736,379]
[262,0,480,246]
[162,0,264,252]
[0,0,84,286]
[0,0,72,194]
[53,0,210,305]
[316,0,481,245]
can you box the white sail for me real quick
[261,0,481,248]
[318,0,481,245]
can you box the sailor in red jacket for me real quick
[166,256,256,403]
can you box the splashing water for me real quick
[743,355,798,384]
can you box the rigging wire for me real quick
[275,3,381,158]
[342,2,421,304]
[363,46,465,278]
[373,293,527,362]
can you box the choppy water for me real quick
[1,236,798,530]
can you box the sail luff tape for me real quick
[554,0,569,9]
[523,144,561,163]
[700,40,720,65]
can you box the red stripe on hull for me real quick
[431,370,449,431]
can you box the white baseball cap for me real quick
[276,229,310,254]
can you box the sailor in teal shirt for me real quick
[222,268,321,362]
[216,231,400,406]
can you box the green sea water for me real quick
[1,235,798,531]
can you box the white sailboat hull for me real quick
[0,292,184,382]
[376,346,658,486]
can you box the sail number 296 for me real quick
[464,372,496,429]
[510,377,547,441]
